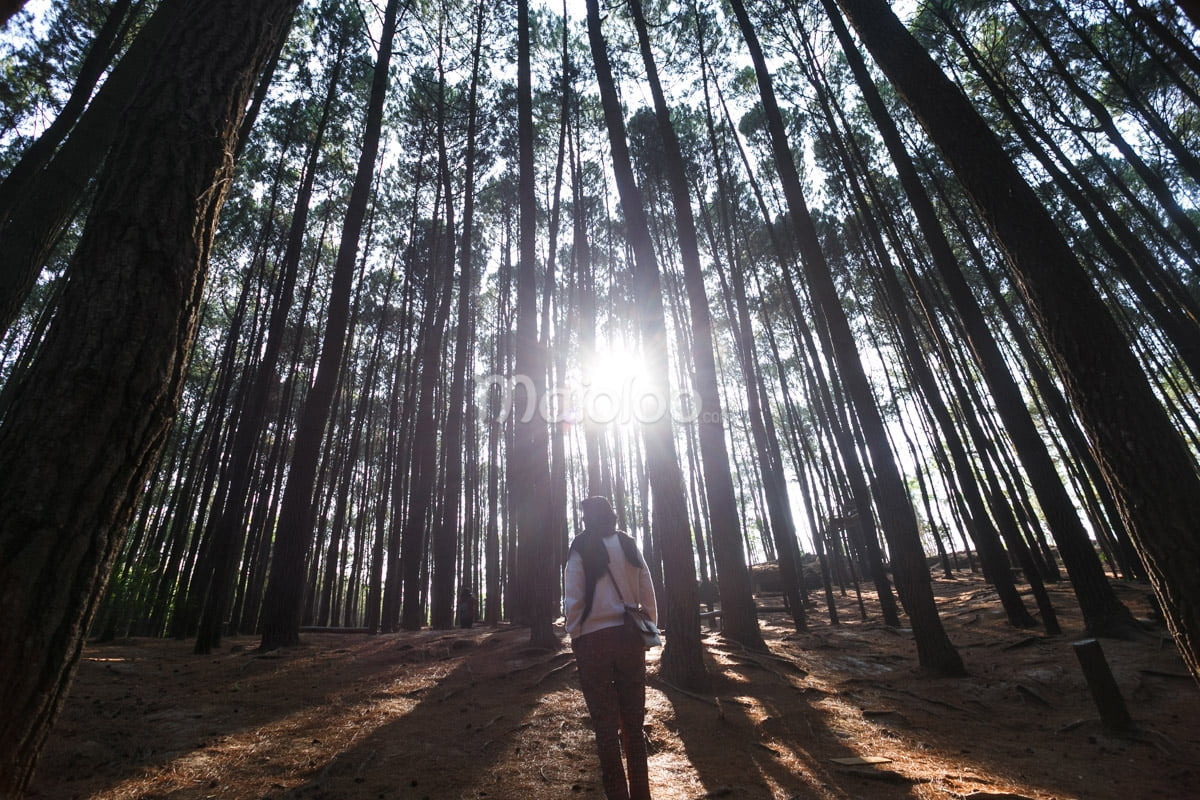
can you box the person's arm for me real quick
[564,549,586,637]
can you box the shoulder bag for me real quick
[606,564,661,649]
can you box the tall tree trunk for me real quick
[258,0,400,651]
[0,0,192,336]
[587,0,708,689]
[379,155,429,633]
[729,0,965,676]
[321,260,386,629]
[0,0,301,792]
[364,267,413,634]
[400,250,455,630]
[627,0,768,648]
[513,0,557,648]
[835,0,1200,682]
[570,67,605,497]
[706,52,903,626]
[823,1,1130,636]
[804,7,1056,630]
[432,0,487,630]
[193,48,343,654]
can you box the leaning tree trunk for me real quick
[0,0,188,336]
[835,0,1200,684]
[193,45,344,655]
[0,0,301,793]
[0,0,135,227]
[805,8,1056,630]
[587,0,708,690]
[628,0,768,649]
[258,0,400,651]
[703,39,904,626]
[1009,1,1200,252]
[821,1,1134,636]
[728,0,964,676]
[696,21,808,629]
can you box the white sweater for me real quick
[564,533,658,639]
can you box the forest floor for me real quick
[25,572,1200,800]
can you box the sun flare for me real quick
[582,349,646,395]
[573,347,651,426]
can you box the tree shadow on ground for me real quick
[26,632,410,797]
[662,633,924,800]
[28,626,569,799]
[694,578,1200,800]
[277,625,578,799]
[27,578,1200,800]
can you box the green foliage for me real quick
[4,0,1197,638]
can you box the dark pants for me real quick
[572,624,651,800]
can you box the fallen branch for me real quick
[502,650,570,679]
[1016,684,1052,707]
[647,676,718,707]
[1139,669,1192,679]
[709,640,809,678]
[1002,636,1045,651]
[833,767,918,784]
[528,657,576,688]
[881,685,970,714]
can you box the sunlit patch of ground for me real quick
[28,575,1200,800]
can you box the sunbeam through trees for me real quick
[1,0,1200,795]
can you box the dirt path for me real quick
[26,575,1200,799]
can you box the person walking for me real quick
[564,495,658,800]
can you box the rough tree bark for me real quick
[627,0,769,648]
[258,0,401,651]
[0,0,187,336]
[0,0,301,792]
[0,0,136,227]
[835,0,1200,682]
[587,0,709,690]
[513,0,557,647]
[729,0,965,676]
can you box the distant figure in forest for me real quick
[564,495,658,800]
[456,587,476,629]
